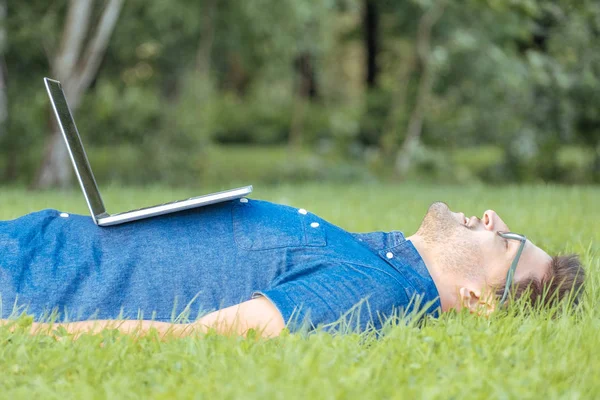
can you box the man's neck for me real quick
[406,234,456,312]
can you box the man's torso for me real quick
[0,199,440,331]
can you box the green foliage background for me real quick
[1,0,599,185]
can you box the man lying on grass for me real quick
[0,199,585,338]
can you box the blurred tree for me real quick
[394,0,448,180]
[35,0,124,189]
[195,0,217,76]
[552,0,600,182]
[289,51,319,149]
[0,0,6,142]
[363,0,379,88]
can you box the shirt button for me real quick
[310,222,320,228]
[386,252,394,259]
[60,212,70,218]
[240,198,248,203]
[298,208,308,215]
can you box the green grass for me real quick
[1,183,599,399]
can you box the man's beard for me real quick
[416,202,483,280]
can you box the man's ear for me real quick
[458,287,495,316]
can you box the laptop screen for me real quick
[44,78,107,218]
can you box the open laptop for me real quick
[44,77,253,227]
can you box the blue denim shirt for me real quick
[0,198,440,331]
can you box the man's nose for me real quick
[483,210,510,232]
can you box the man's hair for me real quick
[495,254,585,309]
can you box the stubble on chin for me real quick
[417,202,483,278]
[417,202,456,244]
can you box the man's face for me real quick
[416,202,551,292]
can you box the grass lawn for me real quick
[0,183,599,399]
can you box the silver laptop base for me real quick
[97,186,252,226]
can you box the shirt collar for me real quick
[352,231,441,316]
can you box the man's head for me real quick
[409,202,585,313]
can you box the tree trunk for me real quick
[594,142,600,183]
[394,0,447,179]
[0,0,6,142]
[225,52,250,96]
[196,0,217,76]
[295,53,318,100]
[34,0,124,189]
[289,53,318,150]
[36,126,73,189]
[380,41,415,158]
[363,0,379,89]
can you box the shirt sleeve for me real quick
[253,262,409,333]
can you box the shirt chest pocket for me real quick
[232,201,327,251]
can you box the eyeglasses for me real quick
[496,231,527,306]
